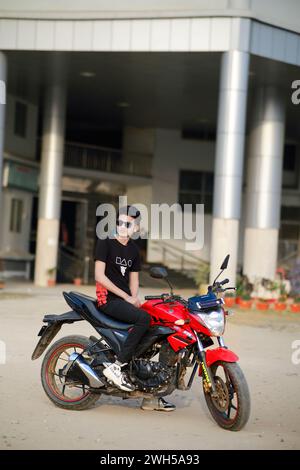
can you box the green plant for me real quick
[265,280,278,292]
[293,296,300,304]
[47,267,57,277]
[241,293,251,301]
[225,292,235,298]
[257,297,268,302]
[279,283,287,297]
[236,274,253,297]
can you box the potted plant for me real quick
[255,297,269,310]
[235,274,253,305]
[73,276,83,286]
[47,267,57,287]
[224,292,235,308]
[273,295,287,311]
[239,293,253,309]
[290,296,300,313]
[263,279,278,304]
[273,283,288,311]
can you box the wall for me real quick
[5,94,38,160]
[1,1,300,36]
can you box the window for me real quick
[10,198,23,233]
[179,170,214,214]
[14,101,27,138]
[283,144,296,172]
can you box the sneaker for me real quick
[103,363,135,392]
[141,397,176,412]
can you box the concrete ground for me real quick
[0,282,300,450]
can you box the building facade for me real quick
[0,0,300,286]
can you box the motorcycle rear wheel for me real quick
[203,361,250,431]
[41,335,100,410]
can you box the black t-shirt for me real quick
[94,235,141,305]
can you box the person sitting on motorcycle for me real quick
[94,204,175,411]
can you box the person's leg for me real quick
[101,299,151,363]
[99,299,150,391]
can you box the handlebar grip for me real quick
[144,295,162,300]
[220,278,229,286]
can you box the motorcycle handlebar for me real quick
[144,294,188,306]
[144,295,163,300]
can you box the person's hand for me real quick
[125,295,141,307]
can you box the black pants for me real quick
[100,298,151,363]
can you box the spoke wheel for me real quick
[203,361,250,431]
[41,335,100,410]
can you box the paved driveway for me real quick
[0,283,299,449]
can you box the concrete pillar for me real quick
[243,86,285,282]
[34,57,66,286]
[0,52,7,248]
[210,50,249,285]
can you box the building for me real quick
[0,0,300,286]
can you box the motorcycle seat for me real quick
[44,311,83,323]
[63,291,134,330]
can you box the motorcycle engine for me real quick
[130,359,174,392]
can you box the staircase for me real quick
[141,240,209,290]
[139,263,198,289]
[57,245,89,283]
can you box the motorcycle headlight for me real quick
[194,308,225,336]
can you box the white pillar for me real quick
[243,86,285,282]
[34,57,66,286]
[210,50,249,285]
[0,52,7,249]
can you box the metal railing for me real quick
[151,240,209,280]
[57,244,90,284]
[64,141,152,178]
[278,239,299,268]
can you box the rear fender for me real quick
[31,310,83,360]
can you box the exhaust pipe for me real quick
[68,352,105,388]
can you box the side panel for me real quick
[95,327,127,355]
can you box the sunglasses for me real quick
[116,219,134,228]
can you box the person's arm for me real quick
[129,271,141,307]
[128,247,142,307]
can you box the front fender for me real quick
[206,347,239,367]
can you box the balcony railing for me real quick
[64,141,152,178]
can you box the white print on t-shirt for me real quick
[115,257,132,267]
[115,257,132,277]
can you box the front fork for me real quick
[196,334,226,397]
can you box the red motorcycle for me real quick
[32,254,250,431]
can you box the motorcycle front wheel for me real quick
[203,361,250,431]
[41,335,100,410]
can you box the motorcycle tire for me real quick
[41,335,100,410]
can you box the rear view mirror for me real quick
[220,254,230,270]
[149,266,168,279]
